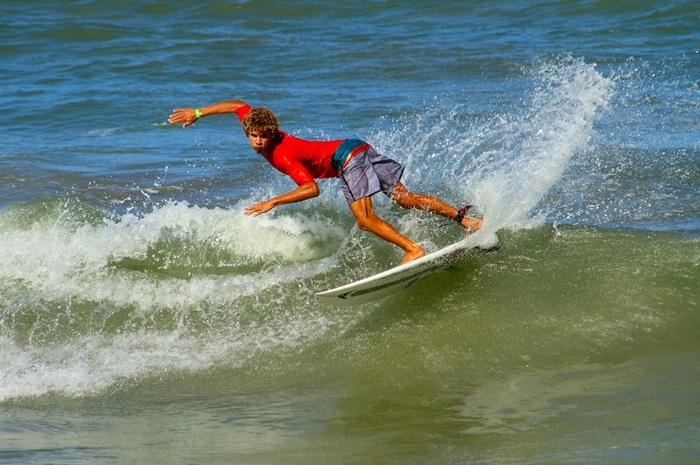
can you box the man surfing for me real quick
[168,100,482,265]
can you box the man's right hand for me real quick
[168,108,198,128]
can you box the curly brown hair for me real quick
[242,107,279,135]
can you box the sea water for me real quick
[1,1,699,464]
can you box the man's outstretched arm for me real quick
[168,100,248,128]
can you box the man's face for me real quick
[247,129,275,155]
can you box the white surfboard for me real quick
[316,229,498,306]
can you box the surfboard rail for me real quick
[316,229,497,306]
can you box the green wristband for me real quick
[194,108,202,119]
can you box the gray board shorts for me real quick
[338,144,405,205]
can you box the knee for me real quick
[354,210,382,232]
[355,215,371,231]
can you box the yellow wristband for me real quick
[194,108,202,119]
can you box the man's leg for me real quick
[349,196,425,265]
[389,182,483,233]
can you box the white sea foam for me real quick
[470,57,613,230]
[0,201,350,399]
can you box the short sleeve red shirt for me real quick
[234,104,344,186]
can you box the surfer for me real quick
[168,100,482,264]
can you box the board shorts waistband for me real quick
[331,139,371,172]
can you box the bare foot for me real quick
[400,246,425,265]
[461,217,483,235]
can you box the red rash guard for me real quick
[234,104,344,186]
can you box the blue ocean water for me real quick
[1,1,699,464]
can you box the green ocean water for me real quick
[1,0,699,463]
